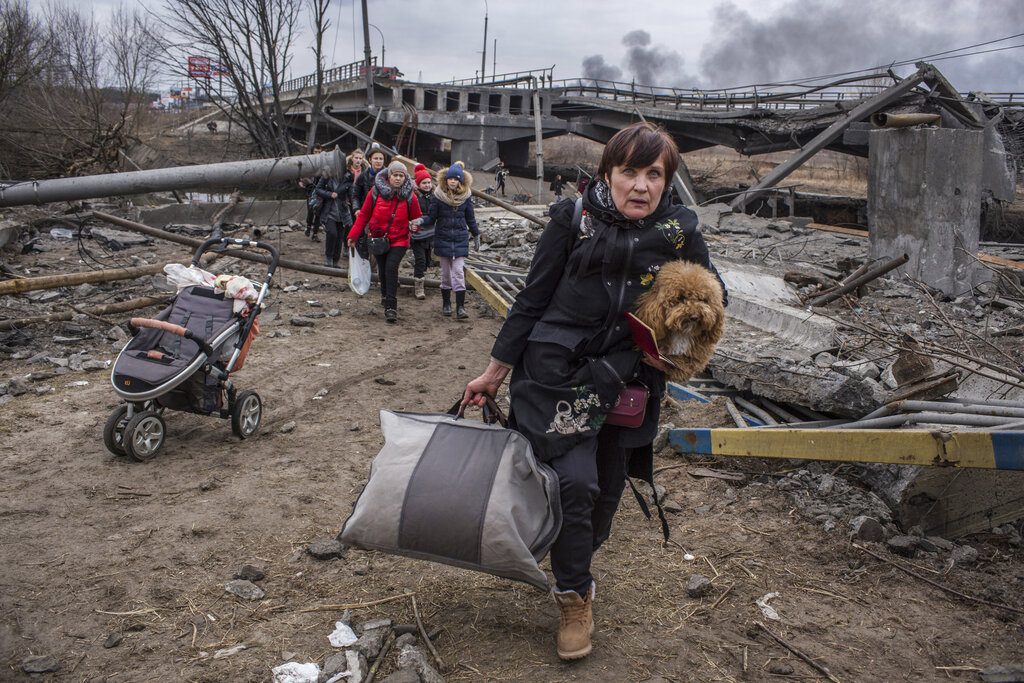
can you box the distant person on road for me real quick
[348,160,422,324]
[299,144,324,241]
[314,160,356,269]
[351,145,386,212]
[494,160,509,196]
[550,174,566,200]
[410,163,435,300]
[415,161,479,320]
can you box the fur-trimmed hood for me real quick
[433,167,473,207]
[374,167,415,200]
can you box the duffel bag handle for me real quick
[446,396,508,428]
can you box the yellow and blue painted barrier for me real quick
[667,428,1024,470]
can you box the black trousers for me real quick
[305,203,321,234]
[376,246,407,309]
[547,427,629,595]
[410,240,432,278]
[323,219,344,263]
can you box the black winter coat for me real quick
[412,190,435,241]
[422,197,479,257]
[315,173,355,227]
[490,183,726,470]
[351,169,378,211]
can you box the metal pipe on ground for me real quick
[861,399,1024,421]
[723,397,747,428]
[935,397,1024,410]
[808,253,910,307]
[822,411,1014,429]
[0,150,346,208]
[87,211,441,288]
[733,396,778,425]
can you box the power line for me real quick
[749,32,1024,91]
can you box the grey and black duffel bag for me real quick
[339,401,561,589]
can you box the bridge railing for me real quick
[444,66,554,87]
[278,57,380,94]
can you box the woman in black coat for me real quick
[462,122,726,661]
[314,162,355,268]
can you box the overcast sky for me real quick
[75,0,1023,92]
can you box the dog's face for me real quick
[662,287,725,340]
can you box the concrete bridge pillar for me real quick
[414,88,425,110]
[451,133,499,169]
[458,91,469,112]
[868,128,986,296]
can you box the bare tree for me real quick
[157,0,303,157]
[0,0,47,108]
[306,0,330,152]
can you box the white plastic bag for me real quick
[164,263,216,290]
[348,247,372,296]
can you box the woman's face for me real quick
[369,153,384,170]
[389,170,406,188]
[605,159,667,220]
[352,151,364,166]
[419,178,433,193]
[446,177,460,190]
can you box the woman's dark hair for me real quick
[597,122,679,180]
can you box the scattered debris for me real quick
[756,592,782,621]
[224,579,265,601]
[328,621,358,648]
[307,539,345,561]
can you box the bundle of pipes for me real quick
[756,397,1024,431]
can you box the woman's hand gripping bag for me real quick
[339,406,561,589]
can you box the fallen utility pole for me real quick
[0,149,345,208]
[0,296,166,332]
[0,251,221,296]
[88,211,440,288]
[808,253,910,307]
[0,262,165,296]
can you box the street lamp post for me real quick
[368,23,385,67]
[480,1,488,83]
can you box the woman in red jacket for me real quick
[348,160,422,324]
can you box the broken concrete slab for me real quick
[719,263,837,349]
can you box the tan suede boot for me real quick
[552,583,594,660]
[414,277,426,300]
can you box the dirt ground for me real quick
[2,223,1024,683]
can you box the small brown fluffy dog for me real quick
[632,261,726,383]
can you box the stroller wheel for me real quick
[124,410,166,462]
[231,390,262,439]
[103,405,130,456]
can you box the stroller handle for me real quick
[192,237,281,276]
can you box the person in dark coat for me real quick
[462,122,727,661]
[299,144,324,241]
[415,161,479,319]
[409,163,435,300]
[550,174,566,200]
[314,161,355,268]
[347,160,422,324]
[351,146,386,211]
[494,160,509,196]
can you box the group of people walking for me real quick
[300,145,479,325]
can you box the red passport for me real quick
[625,312,680,369]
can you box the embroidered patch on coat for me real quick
[656,218,686,250]
[545,386,603,434]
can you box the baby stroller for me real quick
[103,237,279,461]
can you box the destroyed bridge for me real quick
[278,59,1023,209]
